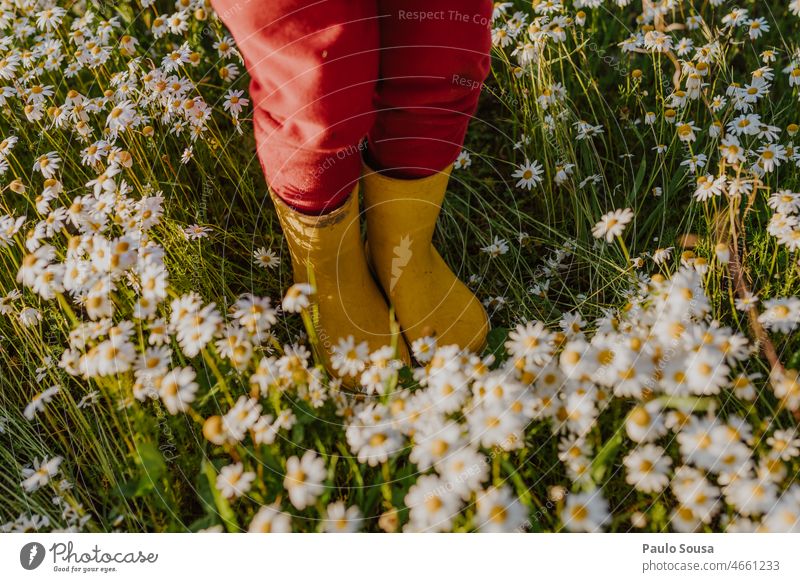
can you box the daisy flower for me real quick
[183,224,211,240]
[591,208,634,242]
[561,490,610,532]
[249,503,292,533]
[474,486,528,532]
[767,429,800,461]
[284,450,326,510]
[223,89,249,117]
[24,384,60,420]
[322,501,363,532]
[651,247,674,265]
[21,456,63,492]
[512,159,544,190]
[282,283,313,313]
[758,297,800,333]
[253,246,280,269]
[480,236,509,257]
[623,444,672,493]
[216,462,256,499]
[404,474,463,532]
[454,150,472,169]
[330,336,369,378]
[158,366,199,414]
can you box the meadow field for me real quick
[1,0,800,532]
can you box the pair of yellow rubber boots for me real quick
[272,165,488,379]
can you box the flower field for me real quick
[2,0,800,533]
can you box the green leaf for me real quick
[787,350,800,370]
[590,430,623,484]
[631,157,647,203]
[485,326,510,364]
[118,442,167,499]
[136,442,166,481]
[117,477,142,499]
[650,502,668,531]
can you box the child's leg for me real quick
[211,0,380,213]
[361,0,492,352]
[367,0,493,178]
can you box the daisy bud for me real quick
[549,485,566,502]
[693,257,709,274]
[9,178,26,194]
[120,35,136,56]
[631,511,648,528]
[575,11,586,26]
[788,123,799,137]
[114,150,133,168]
[66,89,82,105]
[203,415,227,445]
[142,126,155,138]
[715,242,730,264]
[378,508,399,533]
[194,8,207,21]
[43,178,61,192]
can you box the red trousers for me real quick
[211,0,492,213]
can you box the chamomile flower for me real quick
[21,456,63,492]
[454,150,472,169]
[216,462,256,499]
[284,451,326,510]
[623,444,672,493]
[404,474,463,532]
[330,336,369,378]
[512,159,544,190]
[480,236,510,257]
[474,486,528,532]
[758,298,800,333]
[249,503,292,533]
[253,246,280,269]
[561,490,610,532]
[282,283,313,313]
[767,429,800,461]
[322,501,363,533]
[592,208,634,242]
[183,224,210,240]
[24,384,60,420]
[158,366,198,414]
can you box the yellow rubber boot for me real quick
[361,165,489,354]
[271,186,410,381]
